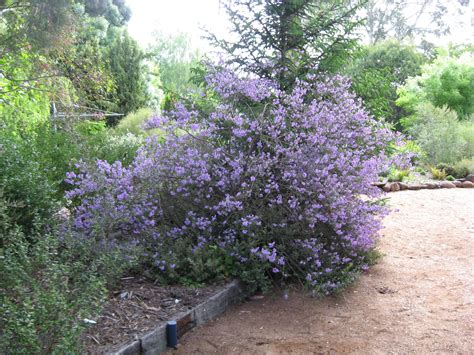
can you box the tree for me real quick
[84,0,131,26]
[148,32,200,95]
[208,0,366,89]
[397,48,474,120]
[362,0,470,48]
[0,0,131,55]
[0,0,132,105]
[51,17,116,110]
[346,40,426,127]
[106,29,149,116]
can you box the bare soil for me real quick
[170,189,474,354]
[81,278,222,353]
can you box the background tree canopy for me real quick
[0,0,146,116]
[397,48,474,120]
[346,40,426,127]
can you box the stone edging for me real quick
[108,280,244,355]
[373,179,474,193]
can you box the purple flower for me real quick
[65,64,407,295]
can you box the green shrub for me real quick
[435,163,456,177]
[406,104,474,165]
[74,120,107,136]
[387,168,411,182]
[347,40,425,127]
[0,199,107,354]
[446,175,455,181]
[0,134,60,230]
[81,131,143,167]
[453,158,474,178]
[114,108,153,135]
[430,167,447,180]
[459,119,474,157]
[414,166,427,175]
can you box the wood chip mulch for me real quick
[81,276,223,354]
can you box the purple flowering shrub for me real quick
[66,67,407,294]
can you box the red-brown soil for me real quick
[170,189,474,354]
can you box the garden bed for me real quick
[81,277,225,353]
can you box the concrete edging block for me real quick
[108,279,244,355]
[140,323,167,355]
[112,340,141,355]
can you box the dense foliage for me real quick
[66,67,407,293]
[404,103,474,166]
[395,48,474,168]
[106,30,149,116]
[0,0,148,117]
[397,50,474,119]
[0,112,143,353]
[0,202,107,353]
[347,40,425,126]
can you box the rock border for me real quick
[373,176,474,193]
[108,280,244,355]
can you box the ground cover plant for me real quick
[66,66,408,294]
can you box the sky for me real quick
[127,0,473,50]
[127,0,228,49]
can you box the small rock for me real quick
[408,184,423,190]
[465,174,474,183]
[425,182,439,189]
[376,286,396,294]
[461,181,474,188]
[382,183,392,192]
[390,182,400,192]
[440,181,456,189]
[453,180,463,187]
[398,182,409,190]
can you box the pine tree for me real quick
[106,30,149,116]
[208,0,365,88]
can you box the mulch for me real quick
[81,276,223,354]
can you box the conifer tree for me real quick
[208,0,365,88]
[106,30,149,116]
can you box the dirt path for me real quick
[170,189,474,354]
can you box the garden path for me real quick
[169,189,474,354]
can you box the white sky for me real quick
[127,0,473,50]
[127,0,229,49]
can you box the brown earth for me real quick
[170,189,474,354]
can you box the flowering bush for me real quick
[66,67,406,294]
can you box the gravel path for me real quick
[169,189,474,354]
